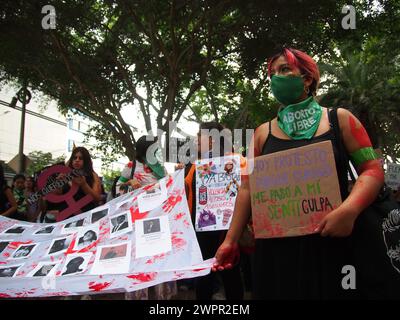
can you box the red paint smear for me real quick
[171,233,186,250]
[192,268,207,272]
[0,262,6,264]
[145,254,166,265]
[166,176,174,188]
[130,207,149,223]
[162,194,183,213]
[88,281,113,292]
[64,238,78,255]
[56,271,61,276]
[127,272,157,282]
[349,116,372,148]
[0,293,11,298]
[9,240,33,250]
[359,161,385,182]
[183,219,191,228]
[3,252,10,258]
[174,212,185,221]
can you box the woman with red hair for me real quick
[213,48,384,299]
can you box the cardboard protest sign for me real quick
[385,163,400,191]
[195,155,241,232]
[249,140,342,238]
[0,170,213,298]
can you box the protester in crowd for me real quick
[65,147,102,215]
[12,174,28,221]
[184,122,244,300]
[0,164,17,218]
[121,135,176,300]
[213,48,385,299]
[117,136,167,192]
[25,176,41,222]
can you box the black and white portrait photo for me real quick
[32,263,57,277]
[64,219,85,229]
[143,218,161,235]
[0,265,21,277]
[48,237,72,255]
[35,226,55,235]
[91,208,108,224]
[0,242,9,254]
[12,244,37,259]
[3,225,27,234]
[61,253,91,276]
[77,230,98,248]
[110,213,130,235]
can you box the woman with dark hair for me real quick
[65,146,102,214]
[213,48,385,299]
[184,122,245,300]
[25,176,41,222]
[62,257,85,275]
[0,164,17,218]
[12,174,28,221]
[78,230,97,247]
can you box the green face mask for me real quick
[277,96,323,140]
[271,74,305,106]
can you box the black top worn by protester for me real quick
[253,109,357,300]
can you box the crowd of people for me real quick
[1,48,400,300]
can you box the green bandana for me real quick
[277,96,322,140]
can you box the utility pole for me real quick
[15,79,31,173]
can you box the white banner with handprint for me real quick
[195,155,241,232]
[0,170,213,298]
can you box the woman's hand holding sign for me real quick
[315,205,357,237]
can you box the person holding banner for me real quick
[185,122,245,300]
[213,48,385,299]
[117,136,167,194]
[120,135,176,300]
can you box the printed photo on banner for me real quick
[116,197,133,210]
[109,212,132,238]
[249,140,342,238]
[73,224,99,250]
[0,241,9,253]
[90,242,131,275]
[61,253,92,276]
[195,155,241,232]
[64,218,85,229]
[11,244,38,260]
[47,236,73,256]
[135,216,172,259]
[91,207,109,224]
[34,225,56,235]
[2,224,32,235]
[27,261,59,277]
[0,264,23,278]
[60,218,86,235]
[137,180,168,213]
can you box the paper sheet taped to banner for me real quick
[249,140,342,239]
[0,170,213,298]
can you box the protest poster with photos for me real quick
[249,140,342,238]
[195,155,241,232]
[0,170,213,298]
